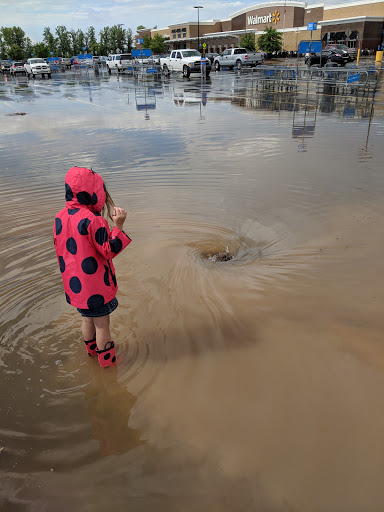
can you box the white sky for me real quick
[1,0,362,42]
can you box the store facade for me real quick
[135,0,384,53]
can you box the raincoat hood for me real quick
[65,167,106,214]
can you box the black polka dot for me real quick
[104,352,111,361]
[65,183,73,201]
[87,294,104,308]
[66,237,77,255]
[81,257,98,274]
[112,273,117,287]
[77,191,97,205]
[65,293,71,304]
[95,227,108,245]
[110,237,123,254]
[55,218,62,236]
[69,276,82,293]
[78,218,91,235]
[90,343,97,350]
[68,208,80,215]
[112,356,116,363]
[59,256,65,273]
[104,265,110,286]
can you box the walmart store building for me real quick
[136,0,384,53]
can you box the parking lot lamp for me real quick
[194,6,203,53]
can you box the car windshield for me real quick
[120,55,132,60]
[14,62,23,66]
[182,50,201,57]
[30,59,45,64]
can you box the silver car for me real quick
[10,61,26,75]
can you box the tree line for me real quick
[0,25,135,60]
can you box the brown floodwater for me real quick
[1,67,384,511]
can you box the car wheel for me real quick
[48,74,51,78]
[163,64,170,76]
[236,60,242,70]
[183,65,190,78]
[215,61,220,71]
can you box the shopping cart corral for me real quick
[247,65,380,94]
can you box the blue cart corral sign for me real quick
[307,22,317,31]
[347,73,360,83]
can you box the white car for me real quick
[24,58,51,78]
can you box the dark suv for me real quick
[305,49,351,67]
[0,60,11,73]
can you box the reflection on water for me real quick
[1,68,384,511]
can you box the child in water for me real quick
[53,167,131,367]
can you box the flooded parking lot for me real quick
[1,66,384,511]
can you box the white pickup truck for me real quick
[24,58,52,78]
[213,48,264,70]
[160,49,211,77]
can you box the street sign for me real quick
[202,43,206,49]
[132,49,152,57]
[137,38,143,44]
[307,22,317,31]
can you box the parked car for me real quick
[24,58,51,78]
[71,57,81,65]
[10,61,26,75]
[305,49,351,67]
[0,60,11,73]
[205,52,219,64]
[325,44,357,59]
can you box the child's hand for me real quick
[112,207,127,230]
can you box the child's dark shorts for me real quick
[76,298,118,318]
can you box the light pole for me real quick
[194,6,203,53]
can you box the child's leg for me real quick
[82,317,96,341]
[93,314,112,351]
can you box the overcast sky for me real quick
[1,0,356,42]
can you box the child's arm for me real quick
[89,210,131,259]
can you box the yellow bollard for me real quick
[375,50,383,66]
[357,49,360,64]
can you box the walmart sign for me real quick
[248,10,280,25]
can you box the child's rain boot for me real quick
[96,341,116,368]
[84,334,97,357]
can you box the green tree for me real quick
[137,25,146,31]
[240,33,255,51]
[7,44,24,60]
[86,26,98,54]
[43,26,57,54]
[31,41,49,58]
[98,26,111,55]
[142,34,152,49]
[256,26,282,55]
[1,26,27,57]
[55,25,71,56]
[125,28,134,52]
[0,32,6,59]
[150,34,167,54]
